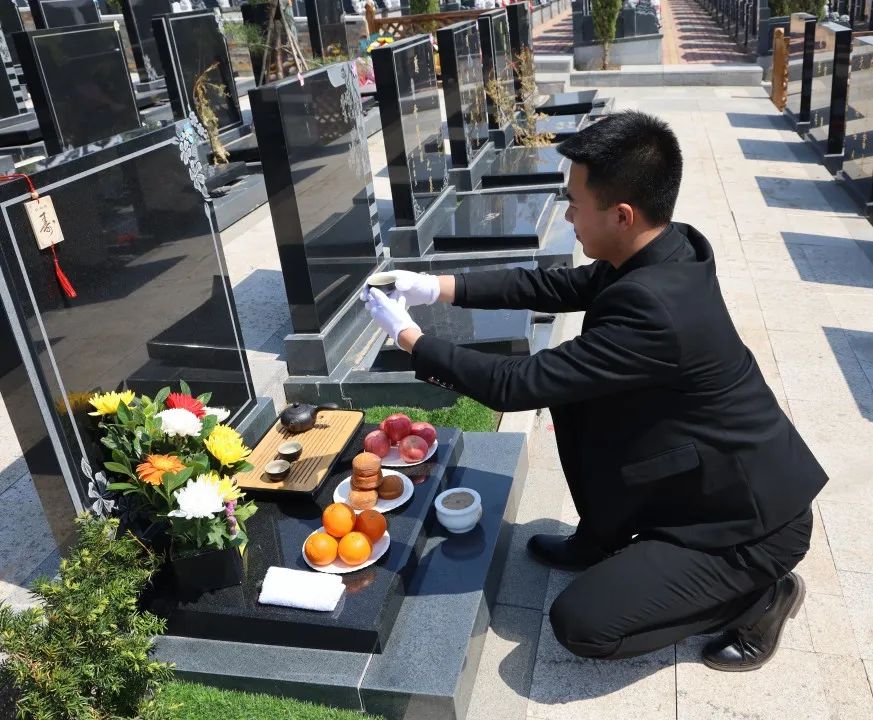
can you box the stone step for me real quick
[568,63,763,87]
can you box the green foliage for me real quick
[222,22,267,53]
[152,681,383,719]
[592,0,623,69]
[0,515,174,720]
[363,396,499,432]
[410,0,440,13]
[106,0,121,12]
[768,0,822,18]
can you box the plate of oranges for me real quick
[303,502,390,574]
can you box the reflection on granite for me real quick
[536,113,586,142]
[506,1,532,100]
[478,9,514,131]
[15,23,141,154]
[437,21,488,169]
[0,62,21,120]
[35,0,100,29]
[120,0,171,81]
[152,10,242,132]
[372,36,449,227]
[0,122,255,511]
[840,36,873,203]
[482,145,568,187]
[433,192,555,252]
[250,62,380,333]
[144,427,464,654]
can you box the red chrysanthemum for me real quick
[165,392,205,418]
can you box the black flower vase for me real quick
[170,544,245,595]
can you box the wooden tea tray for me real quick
[235,409,364,495]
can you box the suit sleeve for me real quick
[412,282,681,412]
[452,261,606,313]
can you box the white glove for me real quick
[359,271,440,308]
[365,288,421,344]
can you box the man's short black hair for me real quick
[557,111,683,226]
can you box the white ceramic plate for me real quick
[380,439,438,468]
[333,470,414,513]
[302,527,390,575]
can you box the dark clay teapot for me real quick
[279,402,340,433]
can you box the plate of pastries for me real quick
[333,451,413,513]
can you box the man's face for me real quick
[564,163,615,262]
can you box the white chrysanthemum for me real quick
[203,406,231,423]
[168,474,224,519]
[156,408,202,437]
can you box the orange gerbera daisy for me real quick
[136,454,186,486]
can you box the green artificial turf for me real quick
[152,681,382,720]
[363,396,499,432]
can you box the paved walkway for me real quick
[532,9,574,54]
[661,0,755,63]
[467,84,873,720]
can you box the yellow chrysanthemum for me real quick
[217,476,244,503]
[205,424,251,467]
[88,390,135,416]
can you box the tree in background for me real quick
[592,0,623,70]
[768,0,824,18]
[410,0,440,13]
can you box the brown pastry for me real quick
[352,452,382,477]
[352,470,383,491]
[348,488,379,511]
[377,474,404,500]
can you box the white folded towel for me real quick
[258,566,345,612]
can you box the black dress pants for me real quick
[548,507,813,660]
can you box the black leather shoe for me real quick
[702,572,806,672]
[526,532,609,571]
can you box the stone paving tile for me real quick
[527,616,676,720]
[531,10,572,55]
[660,0,754,64]
[805,592,863,657]
[816,654,873,720]
[818,502,873,575]
[839,571,873,661]
[0,475,58,588]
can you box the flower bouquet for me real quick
[90,382,257,593]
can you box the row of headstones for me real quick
[694,0,757,48]
[782,12,873,214]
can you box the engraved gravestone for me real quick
[786,13,817,129]
[120,0,171,82]
[478,8,514,134]
[806,21,851,166]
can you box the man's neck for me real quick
[610,224,670,268]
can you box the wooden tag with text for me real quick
[24,195,64,250]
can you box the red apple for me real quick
[409,421,436,447]
[379,418,388,433]
[383,413,412,443]
[364,429,391,458]
[398,434,428,463]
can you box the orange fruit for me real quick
[304,532,338,566]
[322,502,356,538]
[337,531,372,566]
[354,509,387,543]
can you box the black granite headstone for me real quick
[304,0,349,60]
[120,0,171,82]
[152,9,242,132]
[249,62,381,334]
[0,0,23,65]
[30,0,100,29]
[506,0,532,101]
[786,13,817,129]
[371,35,449,227]
[806,21,852,165]
[0,121,259,529]
[436,21,488,170]
[839,35,873,210]
[0,31,25,119]
[240,1,272,86]
[14,23,141,154]
[477,9,514,132]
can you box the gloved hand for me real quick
[365,287,421,344]
[359,270,440,307]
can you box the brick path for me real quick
[532,9,573,54]
[660,0,755,63]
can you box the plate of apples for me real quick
[364,413,438,467]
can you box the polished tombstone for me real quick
[505,0,532,102]
[29,0,100,29]
[304,0,349,59]
[0,14,42,150]
[249,62,385,375]
[477,8,515,149]
[152,9,267,231]
[437,20,495,190]
[785,13,817,131]
[805,21,852,172]
[535,113,587,142]
[0,0,24,65]
[0,121,273,551]
[145,426,463,654]
[120,0,171,84]
[14,23,142,155]
[838,35,873,214]
[480,145,570,189]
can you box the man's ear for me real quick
[616,203,635,228]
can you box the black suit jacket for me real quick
[411,223,828,550]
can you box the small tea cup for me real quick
[366,272,397,296]
[264,459,291,482]
[277,440,303,462]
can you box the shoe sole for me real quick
[701,573,806,673]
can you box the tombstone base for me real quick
[480,145,570,190]
[134,78,166,93]
[536,89,598,116]
[212,172,268,233]
[448,142,498,191]
[489,122,514,149]
[823,151,843,174]
[386,186,457,258]
[536,113,588,142]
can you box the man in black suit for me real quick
[362,111,827,671]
